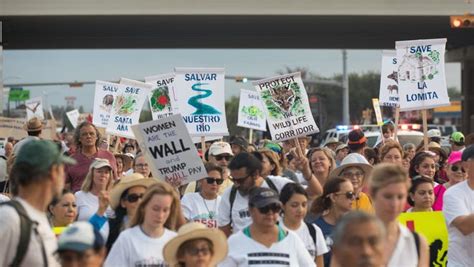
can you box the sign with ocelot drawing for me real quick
[173,68,228,137]
[253,72,319,141]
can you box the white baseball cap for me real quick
[57,222,104,252]
[427,129,441,138]
[208,141,233,156]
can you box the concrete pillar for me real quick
[462,60,474,133]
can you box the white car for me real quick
[366,130,424,148]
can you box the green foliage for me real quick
[225,96,243,136]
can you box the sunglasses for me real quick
[186,246,211,256]
[451,165,466,173]
[126,193,144,203]
[214,155,233,161]
[257,203,282,214]
[205,177,224,185]
[335,191,356,200]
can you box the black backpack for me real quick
[1,200,48,267]
[229,177,278,227]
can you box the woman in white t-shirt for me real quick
[75,158,114,222]
[181,163,223,228]
[104,182,185,266]
[279,183,328,266]
[370,163,429,267]
[220,187,315,267]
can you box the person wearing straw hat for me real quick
[329,153,374,213]
[324,137,340,152]
[163,222,228,267]
[12,117,43,156]
[335,144,349,167]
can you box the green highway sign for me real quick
[9,89,30,101]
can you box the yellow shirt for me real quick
[352,192,374,213]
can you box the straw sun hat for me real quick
[329,153,373,181]
[109,173,157,210]
[163,222,228,267]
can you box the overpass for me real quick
[1,0,474,131]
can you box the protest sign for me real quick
[237,89,267,131]
[191,135,222,144]
[174,68,228,137]
[398,211,448,267]
[379,50,399,107]
[253,72,319,142]
[145,73,178,119]
[25,96,44,120]
[372,98,383,126]
[66,109,80,128]
[0,117,56,140]
[132,114,207,187]
[396,38,450,111]
[106,83,149,139]
[93,80,120,128]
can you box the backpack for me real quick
[306,222,317,254]
[412,231,420,260]
[1,200,48,267]
[229,177,278,227]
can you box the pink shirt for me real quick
[65,150,117,192]
[432,184,445,211]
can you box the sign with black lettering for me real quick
[253,72,319,141]
[132,114,207,187]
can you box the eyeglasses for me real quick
[451,165,466,173]
[334,191,356,200]
[342,171,364,179]
[230,174,250,184]
[126,193,144,203]
[205,177,224,185]
[214,155,233,161]
[257,203,282,214]
[186,246,211,256]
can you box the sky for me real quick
[3,49,461,113]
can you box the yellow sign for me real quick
[398,211,448,267]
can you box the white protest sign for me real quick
[25,96,44,120]
[396,38,450,111]
[144,73,178,119]
[132,114,207,187]
[191,135,222,144]
[66,109,80,128]
[372,98,383,126]
[253,72,319,141]
[379,50,400,107]
[93,80,119,128]
[237,89,267,131]
[174,68,228,137]
[106,83,149,139]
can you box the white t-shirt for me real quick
[217,176,293,233]
[104,225,177,267]
[181,192,221,228]
[75,190,114,221]
[387,224,419,267]
[280,220,329,258]
[219,228,316,267]
[443,180,474,267]
[0,198,60,267]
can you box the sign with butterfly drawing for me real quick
[25,96,45,120]
[253,72,319,142]
[379,50,400,107]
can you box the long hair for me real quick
[258,148,282,176]
[310,177,348,215]
[408,151,436,178]
[107,189,129,252]
[80,165,113,192]
[130,182,183,231]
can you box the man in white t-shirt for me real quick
[0,140,76,267]
[443,145,474,267]
[218,151,322,236]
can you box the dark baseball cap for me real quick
[249,187,281,208]
[16,140,76,172]
[462,145,474,162]
[230,136,249,149]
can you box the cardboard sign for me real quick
[398,211,448,267]
[0,117,56,140]
[66,109,80,128]
[144,73,178,120]
[174,68,229,137]
[106,83,149,139]
[379,50,400,107]
[372,98,383,126]
[93,80,120,128]
[132,114,207,187]
[396,38,450,111]
[253,72,319,141]
[237,89,267,131]
[25,96,44,120]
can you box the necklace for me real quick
[200,193,217,219]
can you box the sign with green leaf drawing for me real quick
[253,72,319,141]
[237,89,266,131]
